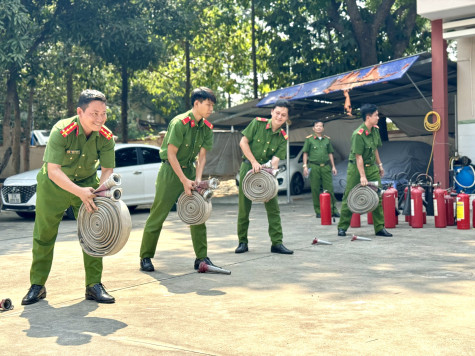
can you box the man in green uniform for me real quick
[337,104,393,237]
[235,99,294,255]
[22,89,116,305]
[139,87,218,272]
[302,121,339,218]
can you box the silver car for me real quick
[1,143,161,219]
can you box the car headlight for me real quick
[279,165,287,173]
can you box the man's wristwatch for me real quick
[378,163,383,168]
[303,164,307,168]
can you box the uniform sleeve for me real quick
[166,119,185,149]
[202,128,214,151]
[351,133,365,156]
[43,127,67,165]
[302,138,310,153]
[98,137,116,168]
[241,119,257,142]
[327,140,335,154]
[274,140,287,160]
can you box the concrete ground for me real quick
[0,193,474,355]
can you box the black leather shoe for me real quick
[337,228,347,236]
[316,213,321,218]
[21,284,46,305]
[271,244,294,254]
[85,283,115,303]
[375,228,393,237]
[194,257,217,270]
[140,258,154,272]
[235,243,248,254]
[332,212,341,218]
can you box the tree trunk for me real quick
[251,0,258,99]
[12,79,22,174]
[121,65,129,143]
[66,67,75,117]
[3,74,14,147]
[24,87,34,171]
[185,39,191,110]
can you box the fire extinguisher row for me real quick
[319,184,474,230]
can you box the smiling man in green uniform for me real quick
[139,87,218,272]
[235,99,294,255]
[22,89,116,305]
[302,121,339,218]
[337,104,392,237]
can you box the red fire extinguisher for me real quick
[472,198,475,228]
[433,186,447,228]
[445,193,455,226]
[320,191,332,225]
[350,213,361,228]
[419,186,427,224]
[410,185,424,228]
[383,186,397,228]
[456,192,470,230]
[367,212,373,224]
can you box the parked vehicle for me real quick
[332,140,433,199]
[1,143,161,219]
[236,143,310,195]
[30,130,50,146]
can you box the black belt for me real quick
[163,160,190,169]
[309,161,328,167]
[349,160,373,167]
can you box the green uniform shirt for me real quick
[241,118,288,163]
[43,116,115,182]
[348,123,382,165]
[302,135,334,164]
[160,110,214,165]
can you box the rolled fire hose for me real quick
[177,190,212,225]
[77,174,131,257]
[242,169,278,203]
[347,183,380,214]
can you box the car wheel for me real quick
[65,207,76,220]
[290,173,304,195]
[16,211,36,219]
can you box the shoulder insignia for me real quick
[306,134,313,138]
[374,125,379,129]
[255,117,268,122]
[203,119,214,130]
[100,126,113,140]
[324,135,331,139]
[280,129,288,140]
[60,122,78,137]
[182,116,191,125]
[357,128,364,135]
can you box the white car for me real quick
[236,143,310,195]
[1,143,161,219]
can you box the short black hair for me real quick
[78,89,106,110]
[314,120,324,127]
[273,99,291,115]
[191,87,216,106]
[360,103,378,121]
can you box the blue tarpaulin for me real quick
[257,55,420,107]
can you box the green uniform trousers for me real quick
[338,164,384,233]
[31,174,102,287]
[237,162,283,245]
[140,163,207,259]
[309,163,338,215]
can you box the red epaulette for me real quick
[374,125,379,129]
[60,122,78,137]
[203,119,214,130]
[182,116,195,127]
[256,117,268,122]
[324,135,331,139]
[281,129,288,140]
[357,128,364,135]
[100,126,113,140]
